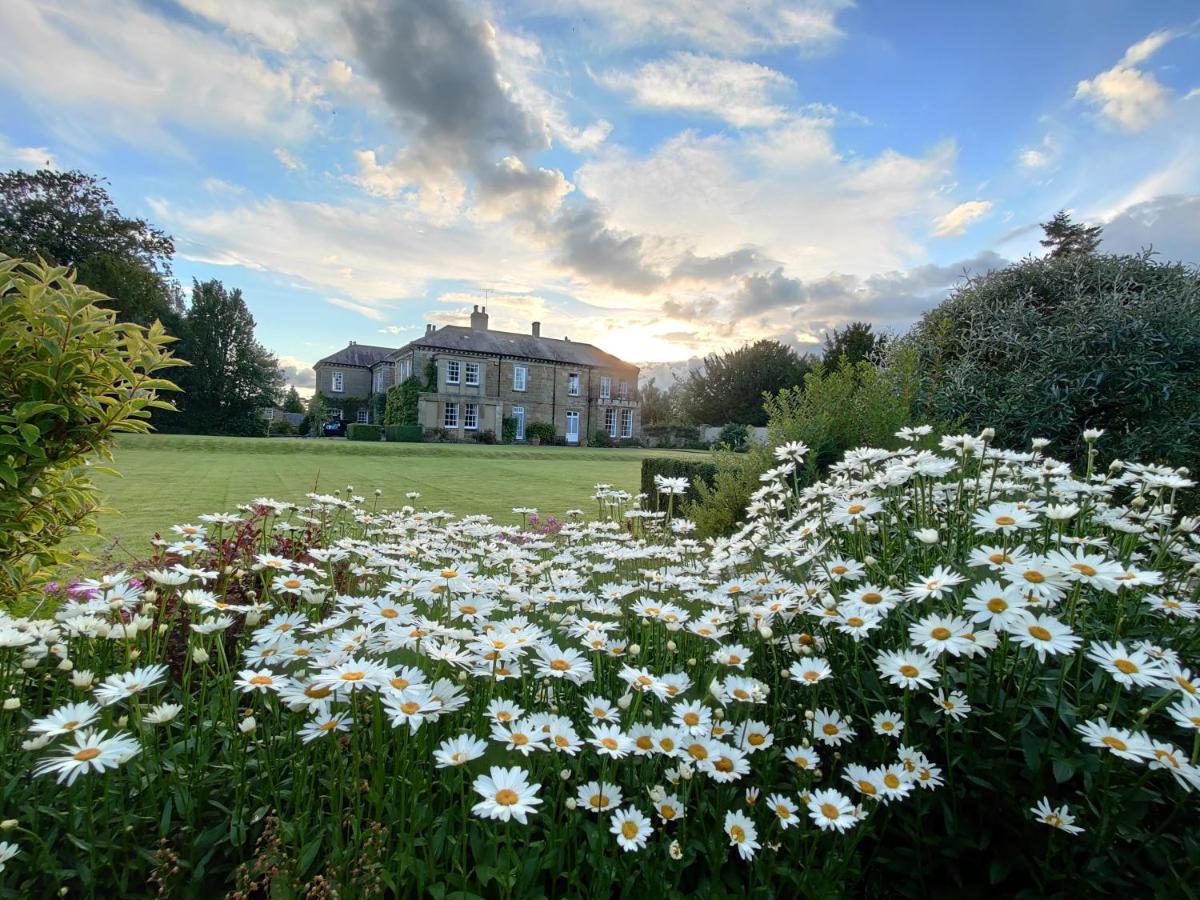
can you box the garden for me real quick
[2,237,1200,897]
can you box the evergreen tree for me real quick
[175,279,283,434]
[823,321,879,365]
[282,386,305,414]
[1039,210,1103,258]
[680,339,811,426]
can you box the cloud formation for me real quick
[1076,30,1175,132]
[932,200,993,237]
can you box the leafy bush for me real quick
[526,421,555,443]
[346,424,382,442]
[501,416,518,444]
[689,354,919,537]
[384,425,422,443]
[718,422,750,451]
[899,251,1200,479]
[0,255,181,599]
[592,428,614,448]
[268,418,295,436]
[424,426,451,442]
[640,457,719,510]
[642,424,701,448]
[383,377,421,427]
[472,429,497,444]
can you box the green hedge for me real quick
[640,457,720,511]
[384,425,423,443]
[526,421,555,443]
[347,424,383,442]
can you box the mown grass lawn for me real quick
[81,434,704,553]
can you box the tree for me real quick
[174,279,283,434]
[639,378,680,426]
[823,321,880,366]
[303,392,329,436]
[1039,210,1103,259]
[282,386,306,414]
[680,339,811,426]
[0,169,182,328]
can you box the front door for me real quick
[566,411,580,444]
[514,406,525,441]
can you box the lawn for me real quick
[81,434,704,552]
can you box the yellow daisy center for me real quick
[621,821,639,839]
[74,747,102,762]
[994,515,1016,526]
[494,789,519,806]
[931,627,952,641]
[1027,625,1052,641]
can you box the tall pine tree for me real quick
[1039,210,1103,258]
[175,279,283,434]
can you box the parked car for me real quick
[322,419,347,437]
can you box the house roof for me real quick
[401,326,638,371]
[314,343,395,368]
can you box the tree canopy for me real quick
[680,339,811,426]
[0,169,182,328]
[823,321,880,366]
[1039,210,1103,258]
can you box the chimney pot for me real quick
[532,321,541,337]
[426,323,435,335]
[470,306,489,330]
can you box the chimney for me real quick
[532,321,541,338]
[470,305,489,330]
[425,323,435,335]
[349,340,356,345]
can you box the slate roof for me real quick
[402,326,638,371]
[314,343,395,368]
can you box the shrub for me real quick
[718,422,750,451]
[0,255,181,599]
[591,428,614,448]
[899,251,1200,481]
[472,429,497,444]
[383,377,421,427]
[526,421,555,443]
[642,424,700,448]
[384,425,423,443]
[501,416,517,444]
[423,426,450,442]
[268,418,295,435]
[346,424,382,442]
[640,457,719,510]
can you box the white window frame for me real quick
[513,365,527,392]
[334,408,344,421]
[566,410,580,444]
[605,407,617,438]
[617,379,629,401]
[621,409,633,438]
[600,375,611,400]
[331,370,344,393]
[356,408,369,424]
[399,358,412,381]
[567,372,581,396]
[444,402,459,428]
[446,360,460,385]
[465,361,480,386]
[464,402,479,430]
[372,367,388,393]
[513,405,525,441]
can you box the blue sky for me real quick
[1,0,1198,390]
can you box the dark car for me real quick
[322,419,347,437]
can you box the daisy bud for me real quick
[758,625,773,639]
[617,695,632,710]
[713,707,725,721]
[679,763,694,780]
[669,839,683,860]
[864,556,877,567]
[629,644,641,657]
[666,640,677,652]
[116,715,128,727]
[914,528,939,544]
[666,622,682,632]
[834,751,842,760]
[0,819,17,831]
[57,658,73,671]
[71,670,95,690]
[686,658,697,666]
[644,710,652,719]
[158,624,169,635]
[804,710,814,721]
[192,647,209,664]
[1031,438,1049,450]
[23,733,54,751]
[374,489,382,496]
[1098,704,1108,713]
[1083,428,1104,442]
[1131,496,1146,509]
[565,798,577,810]
[245,611,263,627]
[20,659,35,670]
[129,648,141,660]
[980,428,995,440]
[1138,707,1149,716]
[3,697,19,711]
[239,716,257,735]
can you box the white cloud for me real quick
[327,297,386,321]
[1076,30,1175,132]
[536,0,850,55]
[599,53,794,128]
[277,355,316,389]
[273,147,306,171]
[0,134,57,170]
[1018,135,1059,169]
[932,200,993,237]
[2,0,324,151]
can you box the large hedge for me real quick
[640,457,719,511]
[899,251,1200,476]
[346,424,382,442]
[384,425,422,443]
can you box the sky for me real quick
[1,0,1198,392]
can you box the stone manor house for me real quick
[312,307,640,443]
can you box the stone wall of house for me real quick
[314,363,372,399]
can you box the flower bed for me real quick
[1,431,1197,895]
